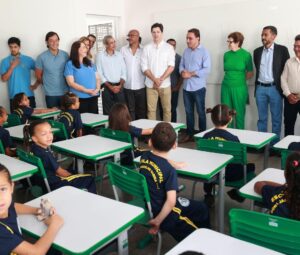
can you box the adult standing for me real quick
[221,32,253,129]
[87,34,97,62]
[64,41,100,113]
[141,23,175,121]
[1,37,38,111]
[179,28,211,142]
[254,26,289,144]
[281,35,300,136]
[120,29,146,120]
[96,35,126,115]
[35,31,69,108]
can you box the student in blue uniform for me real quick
[0,163,64,254]
[23,120,96,193]
[12,92,57,124]
[203,104,255,206]
[0,106,16,157]
[109,103,152,165]
[254,152,300,220]
[288,142,300,151]
[58,92,83,138]
[139,122,210,242]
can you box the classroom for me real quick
[0,0,300,254]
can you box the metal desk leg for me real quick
[264,143,270,169]
[77,159,84,174]
[118,230,129,255]
[218,167,225,233]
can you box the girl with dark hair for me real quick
[64,41,101,114]
[0,106,16,156]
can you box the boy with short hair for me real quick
[139,122,210,242]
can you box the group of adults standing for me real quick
[1,24,300,144]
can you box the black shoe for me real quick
[204,194,215,208]
[227,189,245,203]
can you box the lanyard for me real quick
[0,221,14,234]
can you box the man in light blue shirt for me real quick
[96,35,126,115]
[0,37,38,111]
[35,31,69,108]
[179,28,211,142]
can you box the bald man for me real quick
[120,29,146,120]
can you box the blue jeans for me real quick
[183,88,206,135]
[45,95,63,108]
[255,85,282,144]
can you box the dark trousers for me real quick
[284,98,300,136]
[45,95,63,108]
[10,96,36,113]
[79,96,99,114]
[124,88,147,120]
[102,86,126,115]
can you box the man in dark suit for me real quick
[253,26,289,147]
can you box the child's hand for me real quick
[148,218,160,235]
[43,211,64,229]
[174,161,187,169]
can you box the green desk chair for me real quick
[107,162,162,255]
[230,208,300,255]
[4,114,21,128]
[47,119,68,141]
[0,140,5,154]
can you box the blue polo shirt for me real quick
[0,54,35,98]
[36,49,68,96]
[64,60,98,98]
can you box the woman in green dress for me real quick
[221,32,253,129]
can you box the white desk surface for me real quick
[0,154,38,181]
[130,119,186,131]
[18,186,144,255]
[165,228,283,255]
[31,109,61,119]
[239,168,285,201]
[52,134,131,161]
[273,135,300,150]
[81,113,108,128]
[195,128,276,149]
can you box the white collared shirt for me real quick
[281,56,300,97]
[120,45,145,90]
[141,40,175,88]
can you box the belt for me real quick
[109,82,120,86]
[257,82,275,87]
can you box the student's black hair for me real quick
[206,104,236,127]
[285,152,300,220]
[69,41,91,68]
[8,37,21,47]
[12,92,26,110]
[151,122,176,152]
[23,119,49,149]
[0,163,12,185]
[151,23,164,32]
[61,92,78,110]
[179,252,204,255]
[0,106,6,117]
[263,26,277,35]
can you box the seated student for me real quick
[0,106,16,156]
[23,120,96,193]
[254,152,300,220]
[109,103,152,165]
[0,163,64,254]
[57,92,83,138]
[288,142,300,151]
[139,122,210,242]
[203,104,255,206]
[12,92,57,124]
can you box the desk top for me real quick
[81,113,108,128]
[52,134,131,161]
[195,128,276,149]
[135,147,233,180]
[31,109,61,119]
[239,168,285,201]
[0,154,38,181]
[19,186,144,255]
[130,119,186,131]
[165,228,283,255]
[273,135,300,150]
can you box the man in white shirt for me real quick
[121,29,146,120]
[141,23,175,121]
[281,34,300,136]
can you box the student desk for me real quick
[18,186,145,255]
[0,154,38,181]
[130,119,186,131]
[135,147,233,233]
[51,135,132,173]
[273,135,300,150]
[31,109,61,119]
[195,128,276,169]
[81,113,108,128]
[239,168,285,209]
[165,228,283,255]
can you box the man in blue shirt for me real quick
[35,31,69,108]
[0,37,38,111]
[179,28,211,142]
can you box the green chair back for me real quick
[47,120,68,140]
[100,128,133,145]
[17,148,51,193]
[229,209,300,255]
[0,140,5,154]
[4,114,21,128]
